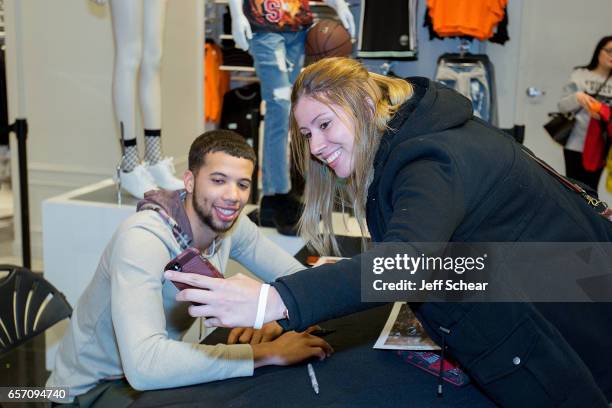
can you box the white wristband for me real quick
[254,284,270,329]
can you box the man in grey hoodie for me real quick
[46,130,331,404]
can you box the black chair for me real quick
[0,265,72,357]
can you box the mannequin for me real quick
[93,0,183,199]
[228,0,355,235]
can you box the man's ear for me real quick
[183,170,194,194]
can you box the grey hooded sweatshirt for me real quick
[46,189,303,401]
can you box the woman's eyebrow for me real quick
[310,112,328,125]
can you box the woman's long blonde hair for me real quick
[290,57,413,255]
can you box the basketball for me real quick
[305,19,353,63]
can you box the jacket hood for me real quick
[386,77,473,144]
[136,189,194,248]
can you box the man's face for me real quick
[186,151,254,234]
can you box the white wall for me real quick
[483,0,523,129]
[4,0,204,263]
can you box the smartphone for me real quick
[165,247,224,291]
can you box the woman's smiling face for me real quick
[293,95,356,178]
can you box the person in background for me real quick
[168,58,612,407]
[559,35,612,191]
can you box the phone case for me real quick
[165,247,224,291]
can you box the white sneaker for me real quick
[146,158,184,191]
[119,164,158,199]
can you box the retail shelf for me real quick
[220,65,255,72]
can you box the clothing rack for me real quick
[229,75,259,83]
[380,61,397,76]
[435,51,498,125]
[458,39,471,57]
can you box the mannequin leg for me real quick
[285,31,307,85]
[284,30,307,198]
[110,0,142,151]
[140,0,166,131]
[249,31,304,235]
[139,0,182,191]
[141,0,167,166]
[250,32,292,196]
[109,0,157,198]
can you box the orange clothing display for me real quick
[204,42,229,123]
[427,0,507,41]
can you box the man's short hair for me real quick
[188,130,256,174]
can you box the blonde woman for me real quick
[168,58,612,407]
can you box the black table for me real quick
[130,304,495,408]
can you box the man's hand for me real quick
[252,328,334,368]
[228,321,283,344]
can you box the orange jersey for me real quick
[244,0,313,32]
[427,0,507,41]
[204,42,229,123]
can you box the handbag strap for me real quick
[521,147,612,221]
[592,72,611,99]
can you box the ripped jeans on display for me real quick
[249,31,307,195]
[436,60,492,122]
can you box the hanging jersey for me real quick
[427,0,507,41]
[204,41,229,124]
[423,5,509,44]
[219,83,262,145]
[434,54,499,125]
[357,0,418,60]
[244,0,313,32]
